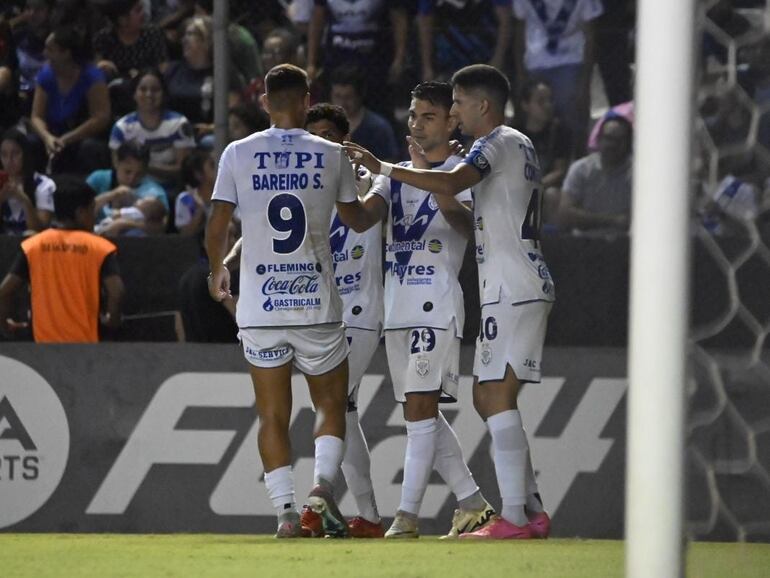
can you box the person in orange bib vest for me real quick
[0,176,124,343]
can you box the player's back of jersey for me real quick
[213,127,357,327]
[467,125,555,306]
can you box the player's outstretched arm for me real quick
[335,193,387,233]
[343,141,482,198]
[205,200,235,302]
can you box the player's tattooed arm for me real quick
[435,196,474,241]
[336,194,386,233]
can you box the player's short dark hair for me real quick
[305,103,350,135]
[116,140,150,165]
[451,64,510,113]
[411,81,453,112]
[265,64,309,98]
[53,176,96,221]
[181,149,210,188]
[329,64,367,97]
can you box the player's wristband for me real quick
[379,162,394,177]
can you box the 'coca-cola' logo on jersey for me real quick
[262,275,320,296]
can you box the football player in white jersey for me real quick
[206,64,374,539]
[299,102,385,538]
[345,65,555,540]
[348,81,496,539]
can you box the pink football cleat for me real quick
[527,511,551,539]
[458,516,533,540]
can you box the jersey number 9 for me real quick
[268,193,307,254]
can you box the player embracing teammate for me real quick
[346,64,555,540]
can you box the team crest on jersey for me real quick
[428,195,439,211]
[281,135,293,145]
[351,245,364,259]
[415,355,430,377]
[275,151,291,169]
[472,153,489,171]
[428,239,443,254]
[480,342,492,365]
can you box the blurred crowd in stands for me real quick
[0,0,768,341]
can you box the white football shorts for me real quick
[473,300,552,384]
[385,326,460,403]
[239,323,349,376]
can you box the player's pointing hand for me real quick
[343,142,381,175]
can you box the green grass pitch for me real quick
[1,534,768,578]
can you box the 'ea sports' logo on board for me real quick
[0,356,70,529]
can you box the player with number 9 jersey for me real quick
[212,127,358,329]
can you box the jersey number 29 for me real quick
[268,193,306,254]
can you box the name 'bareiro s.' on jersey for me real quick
[369,155,472,334]
[212,127,358,328]
[462,125,555,305]
[329,167,383,331]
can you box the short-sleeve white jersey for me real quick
[330,168,383,331]
[212,127,358,328]
[462,125,555,306]
[370,155,472,334]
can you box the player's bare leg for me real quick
[463,363,542,539]
[305,359,350,537]
[249,362,300,537]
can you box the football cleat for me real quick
[300,504,323,538]
[527,510,551,539]
[275,519,301,538]
[307,485,348,538]
[458,515,533,540]
[347,517,385,538]
[384,511,419,539]
[440,501,496,539]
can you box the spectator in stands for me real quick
[0,16,20,132]
[94,195,167,237]
[93,0,168,80]
[417,0,512,82]
[594,0,633,107]
[92,0,168,117]
[513,79,572,225]
[8,0,52,117]
[88,140,168,226]
[228,102,269,142]
[557,115,633,232]
[330,64,399,162]
[164,15,245,144]
[29,26,111,174]
[512,0,603,154]
[0,128,55,234]
[261,27,301,73]
[174,148,214,237]
[193,0,263,86]
[306,0,409,115]
[0,176,124,343]
[109,68,196,191]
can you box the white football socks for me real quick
[313,434,344,489]
[398,417,438,516]
[487,409,529,527]
[341,410,380,523]
[434,412,483,509]
[264,464,297,519]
